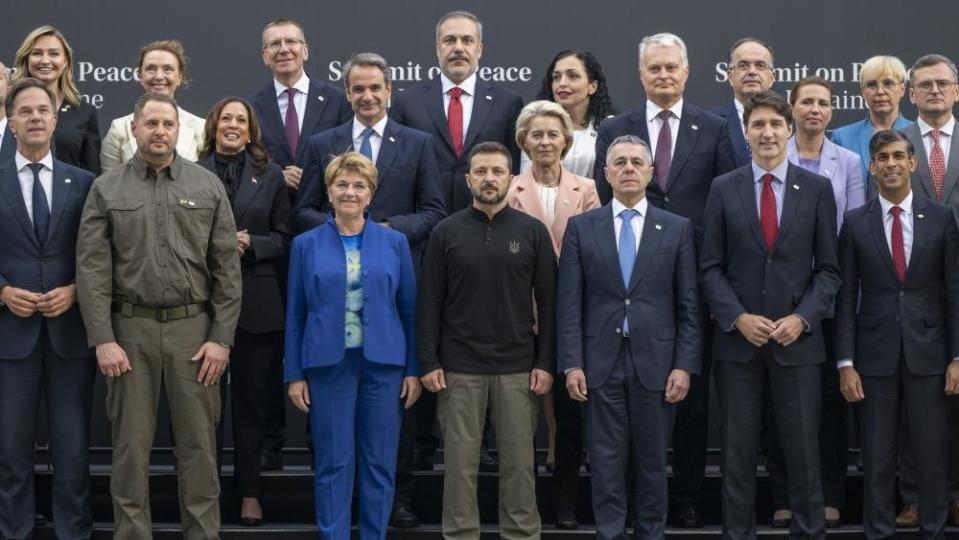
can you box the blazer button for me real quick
[624,299,631,306]
[664,196,671,202]
[895,316,901,322]
[615,328,622,334]
[899,291,904,297]
[767,257,772,264]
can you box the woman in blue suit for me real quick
[285,152,421,539]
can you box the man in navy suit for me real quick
[710,38,776,168]
[593,32,735,527]
[390,10,524,214]
[0,78,95,540]
[836,129,959,539]
[701,90,840,539]
[557,135,702,539]
[0,63,15,164]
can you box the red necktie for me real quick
[285,87,300,157]
[654,109,672,192]
[930,129,946,200]
[890,206,906,283]
[448,87,464,157]
[760,174,778,252]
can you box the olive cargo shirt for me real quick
[76,154,242,347]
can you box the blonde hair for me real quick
[515,100,575,159]
[13,26,80,107]
[324,152,379,193]
[859,55,908,87]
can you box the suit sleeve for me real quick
[792,181,841,328]
[292,137,332,234]
[532,221,557,373]
[82,107,102,175]
[99,119,125,173]
[672,220,703,374]
[381,136,447,243]
[506,94,525,175]
[248,170,292,262]
[416,227,447,374]
[75,182,116,346]
[205,183,242,346]
[699,180,747,330]
[556,218,585,373]
[834,221,859,363]
[394,236,419,377]
[593,123,613,204]
[284,237,307,382]
[713,119,737,177]
[942,216,959,360]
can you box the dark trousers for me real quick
[718,347,825,540]
[552,371,585,521]
[899,396,959,505]
[0,324,94,540]
[586,340,674,540]
[860,357,949,539]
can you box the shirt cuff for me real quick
[729,312,746,332]
[837,359,854,370]
[796,314,812,332]
[564,367,581,375]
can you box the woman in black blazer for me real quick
[14,26,100,174]
[198,96,291,526]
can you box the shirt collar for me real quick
[733,98,745,118]
[646,98,684,123]
[751,157,789,184]
[132,153,182,181]
[878,190,914,217]
[441,72,477,97]
[274,72,310,98]
[0,117,7,134]
[352,115,389,140]
[917,115,955,138]
[611,196,648,219]
[15,150,54,172]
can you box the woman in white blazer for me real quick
[100,40,204,172]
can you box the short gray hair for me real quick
[342,52,390,88]
[909,54,959,84]
[435,10,483,42]
[606,134,652,164]
[639,32,688,68]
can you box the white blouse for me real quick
[535,183,559,225]
[521,121,599,179]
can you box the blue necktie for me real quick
[359,127,375,161]
[618,209,638,335]
[28,163,50,246]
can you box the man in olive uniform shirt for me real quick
[76,92,241,539]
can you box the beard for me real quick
[471,184,508,205]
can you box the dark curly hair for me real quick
[536,50,615,130]
[198,96,271,171]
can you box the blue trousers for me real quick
[306,349,404,540]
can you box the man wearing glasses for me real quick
[711,38,776,168]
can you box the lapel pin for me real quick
[823,169,831,176]
[252,177,258,184]
[64,178,71,184]
[918,213,925,219]
[389,136,396,143]
[655,223,662,230]
[318,95,325,101]
[691,124,698,130]
[485,95,492,101]
[563,200,570,205]
[792,184,800,190]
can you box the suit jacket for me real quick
[700,162,841,365]
[593,101,737,239]
[709,101,750,168]
[902,122,959,222]
[0,124,14,165]
[835,196,959,376]
[557,203,702,390]
[292,118,446,266]
[101,108,206,172]
[250,77,352,168]
[198,154,291,334]
[284,218,417,381]
[507,168,601,258]
[0,158,94,359]
[52,101,100,175]
[390,78,524,213]
[786,136,866,229]
[831,114,913,194]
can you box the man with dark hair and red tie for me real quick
[836,128,959,539]
[700,90,840,539]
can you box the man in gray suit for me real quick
[899,53,959,526]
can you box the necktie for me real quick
[618,209,638,336]
[284,87,300,157]
[358,127,375,162]
[890,206,907,283]
[930,129,946,200]
[448,87,464,157]
[760,174,778,252]
[28,163,50,246]
[654,109,672,192]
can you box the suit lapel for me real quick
[626,108,651,144]
[46,161,73,243]
[666,104,702,189]
[231,158,263,224]
[423,83,455,154]
[626,206,664,294]
[736,169,766,251]
[511,174,548,226]
[724,104,749,165]
[773,164,805,253]
[551,170,583,250]
[905,125,935,199]
[905,197,929,283]
[462,82,493,151]
[375,120,401,189]
[867,199,900,282]
[300,80,331,141]
[819,138,840,180]
[258,84,291,162]
[592,206,626,294]
[0,162,40,249]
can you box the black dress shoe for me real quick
[771,512,791,528]
[34,513,47,526]
[259,451,282,471]
[673,505,704,528]
[411,449,435,471]
[390,503,420,528]
[479,447,498,472]
[555,515,579,529]
[240,516,262,527]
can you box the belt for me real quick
[112,301,207,322]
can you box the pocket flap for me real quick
[107,199,144,211]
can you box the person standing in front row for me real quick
[76,91,242,540]
[700,90,840,539]
[419,142,556,540]
[557,134,702,539]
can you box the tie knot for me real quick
[362,127,375,138]
[762,173,775,187]
[657,109,671,121]
[27,163,43,175]
[931,129,943,143]
[890,205,902,217]
[286,87,297,98]
[449,87,463,99]
[620,208,638,223]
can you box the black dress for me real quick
[53,100,101,175]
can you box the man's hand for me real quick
[96,342,132,378]
[665,369,690,403]
[565,368,587,402]
[421,368,446,393]
[839,366,865,402]
[769,314,805,346]
[401,376,422,409]
[36,284,77,317]
[191,341,230,386]
[1,285,41,318]
[946,361,959,396]
[735,313,776,347]
[288,380,310,413]
[283,166,302,191]
[237,229,251,256]
[530,368,553,396]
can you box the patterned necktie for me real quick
[358,127,375,162]
[618,209,638,335]
[890,206,907,283]
[28,163,50,246]
[284,87,300,157]
[930,129,946,200]
[654,109,672,192]
[448,87,464,157]
[760,174,778,252]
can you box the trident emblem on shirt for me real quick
[509,241,520,254]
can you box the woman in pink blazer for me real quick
[507,100,600,530]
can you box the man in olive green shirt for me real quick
[76,92,241,540]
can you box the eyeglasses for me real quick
[729,61,772,73]
[913,79,957,93]
[862,79,901,92]
[263,38,305,51]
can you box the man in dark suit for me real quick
[836,128,959,539]
[390,10,524,214]
[0,78,95,540]
[593,32,735,527]
[557,135,702,539]
[700,90,840,539]
[0,63,15,164]
[710,38,776,168]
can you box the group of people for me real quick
[1,9,958,540]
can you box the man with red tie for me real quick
[700,90,840,539]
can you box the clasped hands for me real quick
[735,313,805,347]
[1,284,76,318]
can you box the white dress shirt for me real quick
[0,117,7,148]
[520,121,599,178]
[15,151,54,222]
[441,72,477,137]
[751,158,789,223]
[917,116,955,169]
[274,73,310,134]
[611,196,647,252]
[734,98,747,139]
[646,99,683,159]
[351,115,389,165]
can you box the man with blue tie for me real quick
[557,134,702,539]
[700,90,840,539]
[0,63,15,164]
[0,78,95,540]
